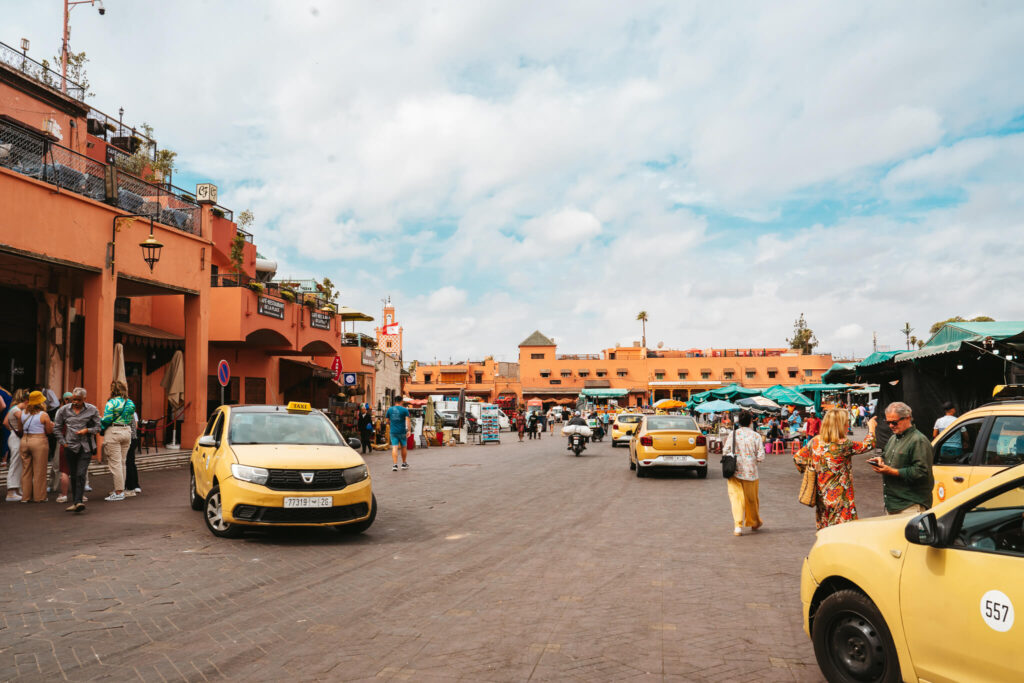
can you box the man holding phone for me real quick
[868,401,934,515]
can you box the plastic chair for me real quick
[789,440,802,455]
[772,440,785,455]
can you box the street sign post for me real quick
[217,359,230,406]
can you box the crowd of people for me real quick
[1,381,143,512]
[722,400,936,537]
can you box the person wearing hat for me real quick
[18,391,54,502]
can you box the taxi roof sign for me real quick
[287,401,312,412]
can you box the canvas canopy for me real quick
[761,384,814,407]
[580,388,628,398]
[708,383,762,400]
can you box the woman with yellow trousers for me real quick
[723,411,766,536]
[17,391,54,502]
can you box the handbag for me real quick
[798,461,817,507]
[721,427,738,479]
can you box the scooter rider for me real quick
[589,411,605,440]
[566,411,588,451]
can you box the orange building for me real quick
[405,330,833,407]
[405,358,521,403]
[0,49,368,447]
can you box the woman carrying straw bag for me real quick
[794,408,877,529]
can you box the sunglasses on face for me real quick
[886,418,905,426]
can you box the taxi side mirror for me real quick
[197,435,218,448]
[347,437,362,450]
[905,512,942,547]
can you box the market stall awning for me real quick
[821,363,857,383]
[893,322,1024,364]
[114,321,183,347]
[580,388,629,398]
[336,306,374,322]
[796,383,850,393]
[856,350,903,369]
[761,384,814,407]
[280,358,334,379]
[709,383,761,400]
[522,388,581,396]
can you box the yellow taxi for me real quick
[801,462,1024,682]
[628,414,708,478]
[188,402,375,538]
[931,398,1024,504]
[610,412,643,447]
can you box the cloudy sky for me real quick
[8,2,1024,362]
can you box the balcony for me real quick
[0,40,87,101]
[0,118,201,235]
[208,274,339,355]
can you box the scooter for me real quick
[570,433,586,456]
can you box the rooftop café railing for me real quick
[213,272,338,312]
[0,40,87,101]
[85,107,157,149]
[0,118,200,236]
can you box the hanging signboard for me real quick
[310,310,331,330]
[331,355,343,382]
[362,348,374,366]
[258,296,285,320]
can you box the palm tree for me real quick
[636,311,648,349]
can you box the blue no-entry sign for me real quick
[217,360,230,387]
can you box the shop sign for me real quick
[310,310,331,330]
[257,296,285,320]
[362,348,374,366]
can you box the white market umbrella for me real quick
[112,343,127,385]
[160,350,185,448]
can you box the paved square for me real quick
[0,430,885,681]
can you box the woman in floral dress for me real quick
[794,408,877,529]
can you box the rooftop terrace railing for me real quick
[0,40,87,101]
[0,118,200,235]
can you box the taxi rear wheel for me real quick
[204,485,242,538]
[635,461,645,477]
[189,467,203,511]
[812,589,899,683]
[629,457,635,470]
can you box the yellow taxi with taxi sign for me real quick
[189,402,375,538]
[801,461,1024,682]
[610,412,643,447]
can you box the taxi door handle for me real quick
[953,476,965,483]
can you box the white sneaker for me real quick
[124,490,136,497]
[105,492,125,501]
[5,493,22,502]
[134,488,142,493]
[56,495,68,503]
[733,527,743,536]
[85,484,92,492]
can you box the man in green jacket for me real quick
[869,401,934,514]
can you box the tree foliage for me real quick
[230,209,254,273]
[929,315,995,336]
[787,313,819,354]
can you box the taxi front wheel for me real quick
[204,485,242,538]
[812,589,899,683]
[340,494,377,534]
[189,467,203,511]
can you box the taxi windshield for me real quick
[618,415,642,424]
[646,416,698,431]
[228,411,343,446]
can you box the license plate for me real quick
[283,497,332,508]
[665,456,686,462]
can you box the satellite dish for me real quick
[657,341,664,348]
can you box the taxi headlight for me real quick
[231,464,269,485]
[342,464,368,485]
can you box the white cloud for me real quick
[12,2,1024,360]
[427,286,468,312]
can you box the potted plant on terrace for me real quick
[247,282,264,294]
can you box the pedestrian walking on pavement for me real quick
[3,388,28,502]
[386,397,411,471]
[794,409,877,529]
[723,411,765,536]
[17,391,54,503]
[54,388,100,512]
[124,411,142,496]
[869,402,934,515]
[517,411,525,442]
[100,381,135,501]
[358,405,375,455]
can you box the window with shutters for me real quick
[244,377,267,404]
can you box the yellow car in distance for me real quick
[931,400,1024,504]
[610,413,643,447]
[628,414,708,478]
[189,402,376,538]
[801,462,1024,683]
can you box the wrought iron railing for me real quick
[85,107,157,149]
[210,273,336,313]
[0,40,87,100]
[0,118,199,235]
